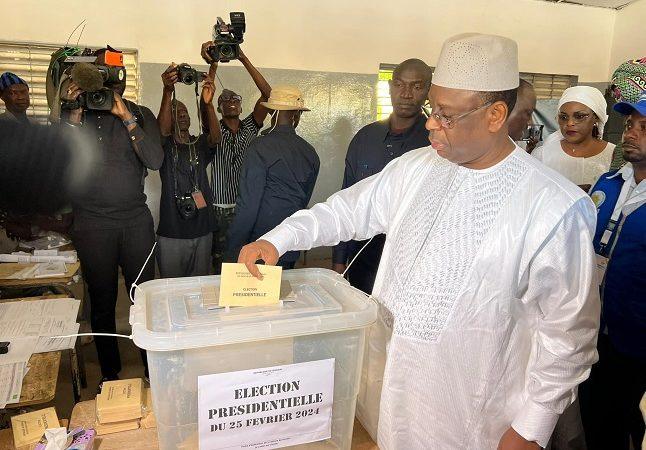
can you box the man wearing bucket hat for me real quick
[239,33,599,449]
[580,91,646,450]
[226,86,319,269]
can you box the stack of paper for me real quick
[11,407,59,448]
[0,362,28,408]
[0,298,81,407]
[0,251,77,264]
[95,379,144,435]
[95,419,140,435]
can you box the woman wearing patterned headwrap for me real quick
[533,86,615,191]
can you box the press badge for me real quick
[192,190,207,209]
[595,254,609,286]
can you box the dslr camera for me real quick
[176,63,207,85]
[207,12,246,63]
[522,124,544,142]
[176,193,198,220]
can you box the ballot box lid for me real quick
[130,268,377,351]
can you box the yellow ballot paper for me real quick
[219,263,282,306]
[11,407,59,447]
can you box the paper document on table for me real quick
[6,265,39,280]
[41,298,80,317]
[0,337,38,365]
[35,323,80,352]
[33,261,67,278]
[0,317,42,338]
[0,299,80,354]
[0,362,27,407]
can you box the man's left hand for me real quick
[111,92,134,122]
[201,77,216,105]
[497,428,541,450]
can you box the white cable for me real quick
[129,241,157,304]
[341,236,375,278]
[48,332,133,340]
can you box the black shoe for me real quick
[97,374,119,394]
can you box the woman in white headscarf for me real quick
[533,86,615,190]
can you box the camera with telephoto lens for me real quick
[176,194,198,220]
[176,63,207,85]
[207,12,246,63]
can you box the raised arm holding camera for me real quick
[60,46,163,387]
[200,40,272,274]
[155,62,221,278]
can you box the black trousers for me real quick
[580,333,646,450]
[346,234,386,295]
[212,207,236,275]
[73,215,155,378]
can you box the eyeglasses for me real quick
[220,95,242,103]
[557,112,592,124]
[424,101,493,129]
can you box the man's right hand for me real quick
[161,64,178,92]
[61,80,83,102]
[61,80,84,122]
[238,240,280,280]
[201,41,215,65]
[333,263,347,275]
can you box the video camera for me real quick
[48,47,126,111]
[207,12,246,63]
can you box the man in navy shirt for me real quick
[580,91,646,450]
[332,59,432,293]
[226,86,319,269]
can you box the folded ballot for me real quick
[11,407,59,448]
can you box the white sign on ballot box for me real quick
[198,359,335,450]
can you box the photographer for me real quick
[200,41,272,273]
[156,63,221,277]
[61,46,163,386]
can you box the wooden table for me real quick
[0,295,84,403]
[0,262,80,295]
[70,400,378,450]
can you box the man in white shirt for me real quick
[238,34,600,450]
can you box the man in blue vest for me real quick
[581,91,646,450]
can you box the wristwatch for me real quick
[122,117,137,128]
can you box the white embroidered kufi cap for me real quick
[433,33,520,92]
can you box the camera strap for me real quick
[169,79,206,199]
[171,138,200,199]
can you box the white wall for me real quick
[608,0,646,76]
[2,0,616,81]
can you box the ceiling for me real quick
[534,0,640,9]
